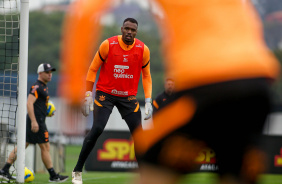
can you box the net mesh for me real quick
[0,0,19,182]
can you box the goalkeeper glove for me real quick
[82,91,94,117]
[144,98,153,120]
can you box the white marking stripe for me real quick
[114,65,129,69]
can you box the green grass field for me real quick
[20,145,282,183]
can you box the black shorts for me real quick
[135,78,271,175]
[94,90,140,119]
[26,115,49,144]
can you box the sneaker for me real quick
[72,171,82,184]
[49,173,69,183]
[0,169,16,180]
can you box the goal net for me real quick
[0,0,20,182]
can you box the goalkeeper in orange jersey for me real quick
[72,17,152,184]
[132,1,280,184]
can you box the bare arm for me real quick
[27,94,39,133]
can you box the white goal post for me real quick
[16,0,29,183]
[0,0,29,183]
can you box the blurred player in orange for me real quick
[71,18,152,184]
[132,1,280,184]
[60,0,280,184]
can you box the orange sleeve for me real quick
[142,45,150,66]
[142,45,152,99]
[86,40,109,91]
[86,81,94,92]
[153,100,159,109]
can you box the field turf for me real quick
[12,145,282,183]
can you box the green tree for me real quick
[28,11,64,73]
[26,11,282,105]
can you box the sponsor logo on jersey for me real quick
[110,41,118,45]
[111,89,128,96]
[113,65,133,79]
[135,44,142,48]
[114,65,129,69]
[114,73,133,79]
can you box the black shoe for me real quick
[0,169,16,180]
[49,174,69,183]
